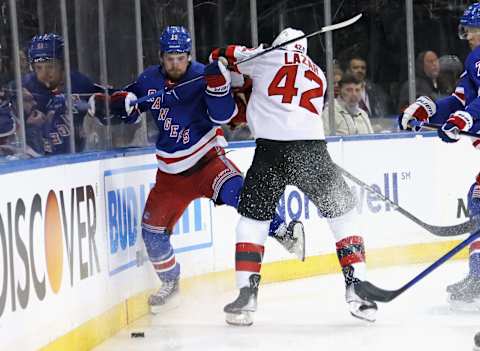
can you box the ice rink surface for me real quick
[94,260,480,351]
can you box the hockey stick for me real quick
[354,228,480,303]
[338,164,479,236]
[233,13,362,66]
[410,120,480,139]
[130,14,363,106]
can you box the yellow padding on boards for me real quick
[39,303,127,351]
[40,239,468,351]
[262,239,469,283]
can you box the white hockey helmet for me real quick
[272,28,307,55]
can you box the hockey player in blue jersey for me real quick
[23,33,105,154]
[400,2,480,308]
[89,26,305,312]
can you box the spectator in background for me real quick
[398,50,441,111]
[23,33,107,155]
[346,55,391,119]
[438,54,463,96]
[322,73,374,136]
[0,101,39,159]
[333,62,343,98]
[21,88,47,155]
[0,86,45,155]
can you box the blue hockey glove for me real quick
[204,59,231,97]
[46,94,66,115]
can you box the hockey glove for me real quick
[399,96,436,131]
[88,91,138,125]
[46,94,66,115]
[204,60,231,97]
[437,110,473,143]
[111,91,138,115]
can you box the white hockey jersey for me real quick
[228,45,327,141]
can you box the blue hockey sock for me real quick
[142,228,180,281]
[470,252,480,278]
[218,175,243,207]
[268,213,285,237]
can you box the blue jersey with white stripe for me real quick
[125,61,236,174]
[432,46,480,132]
[22,71,104,154]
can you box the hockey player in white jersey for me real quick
[213,28,378,326]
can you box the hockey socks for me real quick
[235,217,268,288]
[327,209,367,284]
[336,235,366,285]
[142,227,180,282]
[469,239,480,278]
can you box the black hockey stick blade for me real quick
[353,229,480,303]
[354,281,403,302]
[338,164,479,237]
[417,216,479,237]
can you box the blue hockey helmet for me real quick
[459,3,480,39]
[28,33,64,63]
[159,26,192,54]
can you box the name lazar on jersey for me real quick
[283,52,320,75]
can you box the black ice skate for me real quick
[346,282,378,322]
[149,278,180,314]
[274,220,306,261]
[224,274,261,326]
[447,274,480,308]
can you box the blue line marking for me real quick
[104,163,157,176]
[109,259,138,276]
[174,241,213,254]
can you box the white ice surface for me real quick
[94,260,480,351]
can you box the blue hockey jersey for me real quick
[125,61,237,174]
[431,46,480,133]
[22,71,104,154]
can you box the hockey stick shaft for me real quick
[132,75,204,106]
[338,164,478,236]
[355,228,480,302]
[410,120,480,138]
[234,14,362,66]
[131,14,362,107]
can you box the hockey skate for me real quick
[224,274,260,326]
[446,275,480,310]
[346,283,378,322]
[149,278,180,314]
[274,220,306,261]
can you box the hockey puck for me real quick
[130,332,145,338]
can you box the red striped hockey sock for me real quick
[336,235,366,286]
[235,242,264,288]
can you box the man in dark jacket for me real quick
[398,50,441,111]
